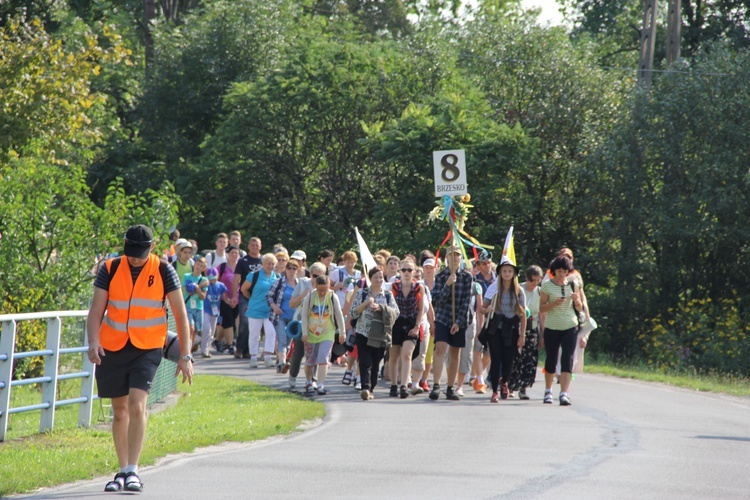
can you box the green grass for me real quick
[0,375,324,496]
[585,359,750,397]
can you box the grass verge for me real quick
[0,375,324,496]
[585,360,750,397]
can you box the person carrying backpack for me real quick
[300,275,346,395]
[349,268,399,400]
[388,259,425,399]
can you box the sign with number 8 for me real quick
[433,150,467,197]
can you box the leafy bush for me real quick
[642,291,750,376]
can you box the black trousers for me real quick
[356,334,386,392]
[544,327,578,374]
[486,318,520,393]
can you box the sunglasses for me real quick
[400,268,414,272]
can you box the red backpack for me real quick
[391,279,422,310]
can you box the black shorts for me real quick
[220,301,238,329]
[95,340,162,399]
[433,321,466,348]
[392,317,419,346]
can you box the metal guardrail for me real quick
[0,310,94,442]
[0,308,180,441]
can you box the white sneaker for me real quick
[288,376,296,389]
[456,387,465,397]
[249,357,259,368]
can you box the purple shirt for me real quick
[218,264,236,300]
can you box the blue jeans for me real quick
[275,317,292,354]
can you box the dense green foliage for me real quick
[2,0,749,376]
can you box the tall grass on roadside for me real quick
[0,375,324,497]
[586,353,750,397]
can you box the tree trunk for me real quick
[145,0,156,67]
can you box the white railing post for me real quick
[0,320,18,442]
[40,317,62,433]
[79,321,95,428]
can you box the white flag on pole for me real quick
[355,227,377,285]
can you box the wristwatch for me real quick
[181,354,194,363]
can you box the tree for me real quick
[459,14,627,268]
[575,43,750,360]
[0,17,179,377]
[362,78,537,255]
[186,32,445,252]
[135,0,296,171]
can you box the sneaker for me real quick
[276,364,283,373]
[476,383,487,394]
[446,386,461,401]
[490,392,499,403]
[410,384,424,395]
[543,391,553,404]
[360,389,371,400]
[305,383,316,395]
[317,386,327,395]
[472,378,483,392]
[509,391,516,398]
[214,340,223,353]
[519,388,530,400]
[249,357,258,368]
[500,383,509,400]
[354,377,362,391]
[201,351,212,359]
[227,345,235,355]
[389,385,399,397]
[419,380,430,392]
[429,384,440,401]
[456,387,465,397]
[560,394,572,406]
[288,376,296,390]
[242,352,251,359]
[400,386,409,399]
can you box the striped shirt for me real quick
[540,279,578,330]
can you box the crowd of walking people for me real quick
[162,229,593,406]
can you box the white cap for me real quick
[291,250,307,260]
[423,258,436,267]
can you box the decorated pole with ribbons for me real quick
[429,194,495,322]
[431,149,494,323]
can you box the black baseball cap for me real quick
[123,225,154,258]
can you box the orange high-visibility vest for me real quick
[100,254,168,351]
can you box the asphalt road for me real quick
[16,356,750,499]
